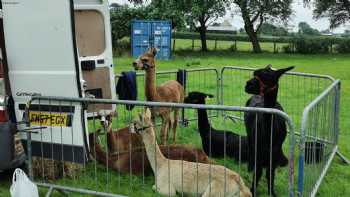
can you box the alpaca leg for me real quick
[172,109,179,144]
[160,115,169,145]
[202,180,226,197]
[107,132,120,153]
[166,115,172,142]
[266,167,277,197]
[250,167,263,197]
[153,183,176,197]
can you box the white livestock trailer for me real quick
[1,0,116,164]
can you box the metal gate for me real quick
[220,66,342,197]
[19,66,343,197]
[24,96,295,197]
[115,68,220,122]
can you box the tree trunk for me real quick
[245,24,262,53]
[199,23,208,51]
[239,5,262,53]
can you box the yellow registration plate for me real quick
[29,111,72,127]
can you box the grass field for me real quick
[0,46,349,197]
[172,39,289,53]
[114,50,350,197]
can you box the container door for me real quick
[132,20,152,57]
[2,0,87,163]
[152,21,171,59]
[74,1,116,114]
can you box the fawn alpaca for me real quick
[133,47,184,145]
[244,65,294,197]
[184,91,249,162]
[131,108,251,197]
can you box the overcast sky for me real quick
[111,0,350,33]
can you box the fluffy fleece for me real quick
[132,47,184,145]
[131,108,252,197]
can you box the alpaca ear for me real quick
[109,111,118,117]
[265,64,273,70]
[276,66,295,77]
[206,94,214,99]
[144,108,152,120]
[148,47,157,57]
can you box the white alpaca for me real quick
[131,109,252,197]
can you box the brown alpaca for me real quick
[101,113,143,154]
[88,132,212,176]
[131,109,252,197]
[132,47,184,145]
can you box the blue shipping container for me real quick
[131,20,172,60]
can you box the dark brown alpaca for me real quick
[89,132,212,175]
[132,47,184,145]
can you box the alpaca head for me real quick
[132,47,157,71]
[130,108,154,135]
[184,91,214,104]
[99,111,117,131]
[245,65,294,96]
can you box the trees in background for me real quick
[110,0,228,52]
[344,30,350,37]
[110,4,149,43]
[298,22,320,35]
[184,0,228,51]
[258,23,288,36]
[146,1,186,31]
[233,0,293,53]
[109,2,186,47]
[153,0,229,51]
[304,0,350,29]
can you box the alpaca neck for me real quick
[263,87,279,132]
[263,86,278,108]
[141,128,167,172]
[197,108,211,135]
[145,69,158,101]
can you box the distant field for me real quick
[172,39,289,53]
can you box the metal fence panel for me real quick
[220,66,334,133]
[25,97,295,197]
[115,68,220,123]
[298,80,340,197]
[19,66,341,197]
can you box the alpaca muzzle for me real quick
[142,62,152,70]
[129,122,152,134]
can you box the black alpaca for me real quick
[244,65,294,197]
[184,91,249,162]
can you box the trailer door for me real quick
[2,0,87,163]
[74,1,116,114]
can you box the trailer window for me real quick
[74,10,105,57]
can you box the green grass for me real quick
[172,39,289,53]
[1,49,349,197]
[114,50,350,197]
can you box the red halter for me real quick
[255,76,277,96]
